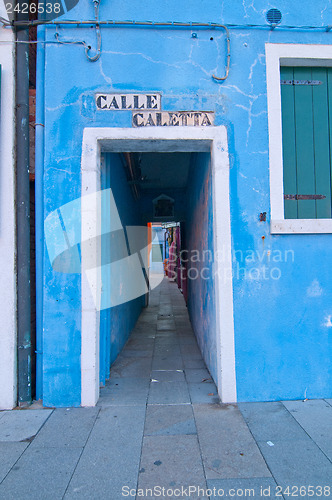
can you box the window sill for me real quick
[270,219,332,234]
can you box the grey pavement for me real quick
[0,278,332,499]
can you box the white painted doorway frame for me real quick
[80,126,237,406]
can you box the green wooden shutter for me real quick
[280,66,332,219]
[281,67,298,219]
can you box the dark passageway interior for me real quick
[99,148,218,394]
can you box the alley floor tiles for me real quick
[0,279,332,499]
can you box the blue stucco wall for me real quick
[186,153,217,382]
[103,153,144,371]
[39,0,332,405]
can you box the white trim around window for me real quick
[266,43,332,234]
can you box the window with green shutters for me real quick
[280,66,332,219]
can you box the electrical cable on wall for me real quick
[55,27,88,49]
[212,26,230,81]
[2,17,332,31]
[84,0,101,62]
[1,12,332,79]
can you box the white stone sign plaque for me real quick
[96,93,161,110]
[132,111,214,127]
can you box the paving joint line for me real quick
[134,287,166,497]
[281,401,332,466]
[189,385,211,495]
[61,407,101,500]
[237,405,284,497]
[0,408,55,486]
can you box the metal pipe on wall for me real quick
[15,10,32,406]
[35,25,45,401]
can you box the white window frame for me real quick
[266,43,332,234]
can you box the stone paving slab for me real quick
[178,332,197,338]
[0,445,82,500]
[64,406,146,499]
[154,335,179,344]
[179,339,200,348]
[175,324,194,333]
[206,478,281,499]
[151,370,185,382]
[256,438,332,492]
[98,378,150,406]
[148,381,191,405]
[174,318,192,325]
[178,337,199,345]
[124,341,155,351]
[239,402,311,442]
[155,338,179,346]
[282,399,332,461]
[136,312,159,321]
[110,356,152,378]
[184,368,212,383]
[183,358,206,369]
[0,409,53,442]
[121,348,154,358]
[145,404,196,436]
[158,316,175,322]
[138,435,207,499]
[173,314,190,320]
[155,329,179,336]
[193,404,271,480]
[157,319,176,331]
[188,382,219,404]
[132,326,157,336]
[132,321,156,328]
[158,306,173,314]
[1,280,331,499]
[181,349,203,360]
[30,408,99,449]
[172,308,188,315]
[152,355,184,371]
[0,442,28,483]
[0,412,8,422]
[138,312,158,321]
[154,344,182,357]
[133,319,157,328]
[132,331,156,339]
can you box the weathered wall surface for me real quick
[104,153,144,371]
[186,153,217,382]
[0,6,16,409]
[39,0,332,404]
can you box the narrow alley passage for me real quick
[66,277,272,499]
[99,277,220,407]
[1,278,331,499]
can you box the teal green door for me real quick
[281,67,332,219]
